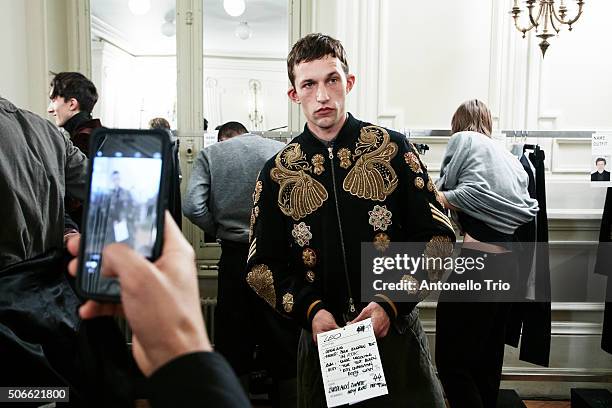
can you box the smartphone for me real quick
[76,128,171,302]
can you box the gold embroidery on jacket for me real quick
[248,206,259,242]
[305,270,316,283]
[246,264,276,307]
[337,148,352,169]
[302,248,317,268]
[414,177,425,189]
[311,154,325,175]
[404,152,423,173]
[253,180,263,205]
[373,232,391,252]
[282,293,294,313]
[424,235,454,282]
[270,144,328,221]
[343,126,398,201]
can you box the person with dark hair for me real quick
[49,72,103,228]
[591,157,611,181]
[149,117,171,130]
[247,33,455,407]
[0,95,137,406]
[48,72,102,155]
[217,121,249,142]
[435,99,539,407]
[183,121,298,406]
[204,117,209,131]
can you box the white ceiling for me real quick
[91,0,288,57]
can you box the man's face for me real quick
[288,55,355,134]
[47,92,78,127]
[597,160,606,172]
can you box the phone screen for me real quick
[79,131,166,299]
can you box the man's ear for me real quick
[287,86,300,104]
[345,74,356,94]
[67,98,80,112]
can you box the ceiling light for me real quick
[235,21,252,40]
[161,9,176,37]
[224,0,246,17]
[128,0,151,16]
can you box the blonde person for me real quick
[435,100,538,407]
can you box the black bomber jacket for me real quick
[246,113,455,330]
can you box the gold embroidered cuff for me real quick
[374,294,398,318]
[306,300,322,320]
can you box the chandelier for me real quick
[511,0,585,57]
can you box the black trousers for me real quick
[435,249,516,408]
[214,240,299,380]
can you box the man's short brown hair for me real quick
[451,99,493,137]
[287,33,349,87]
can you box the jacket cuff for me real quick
[374,294,398,319]
[305,299,325,329]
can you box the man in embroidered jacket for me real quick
[246,34,455,408]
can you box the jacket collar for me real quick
[301,112,361,149]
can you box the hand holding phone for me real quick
[68,213,211,376]
[77,128,170,301]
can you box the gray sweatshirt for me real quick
[183,133,285,243]
[0,97,88,269]
[436,131,539,235]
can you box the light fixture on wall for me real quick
[224,0,246,17]
[235,22,252,40]
[161,9,176,37]
[128,0,151,16]
[248,79,264,130]
[511,0,585,57]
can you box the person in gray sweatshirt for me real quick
[182,121,299,407]
[434,100,538,408]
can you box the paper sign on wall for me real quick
[591,132,612,186]
[317,318,388,407]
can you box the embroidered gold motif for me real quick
[292,222,312,247]
[343,126,398,201]
[282,293,294,313]
[414,177,425,189]
[427,178,435,192]
[368,205,392,231]
[337,148,352,169]
[252,180,263,205]
[424,236,453,282]
[248,206,259,242]
[373,233,390,252]
[246,264,276,307]
[306,270,315,283]
[404,152,423,173]
[302,248,317,268]
[270,144,328,221]
[311,154,325,175]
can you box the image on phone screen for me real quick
[81,133,164,298]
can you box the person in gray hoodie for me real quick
[434,99,539,408]
[183,121,299,407]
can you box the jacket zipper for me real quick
[327,144,356,316]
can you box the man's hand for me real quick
[311,309,339,344]
[63,229,79,246]
[67,211,212,376]
[350,302,390,339]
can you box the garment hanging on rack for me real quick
[506,145,551,367]
[594,187,612,354]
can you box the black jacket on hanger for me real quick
[506,147,552,367]
[594,187,612,353]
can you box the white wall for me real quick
[0,0,30,109]
[313,0,612,132]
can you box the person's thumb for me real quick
[101,243,153,284]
